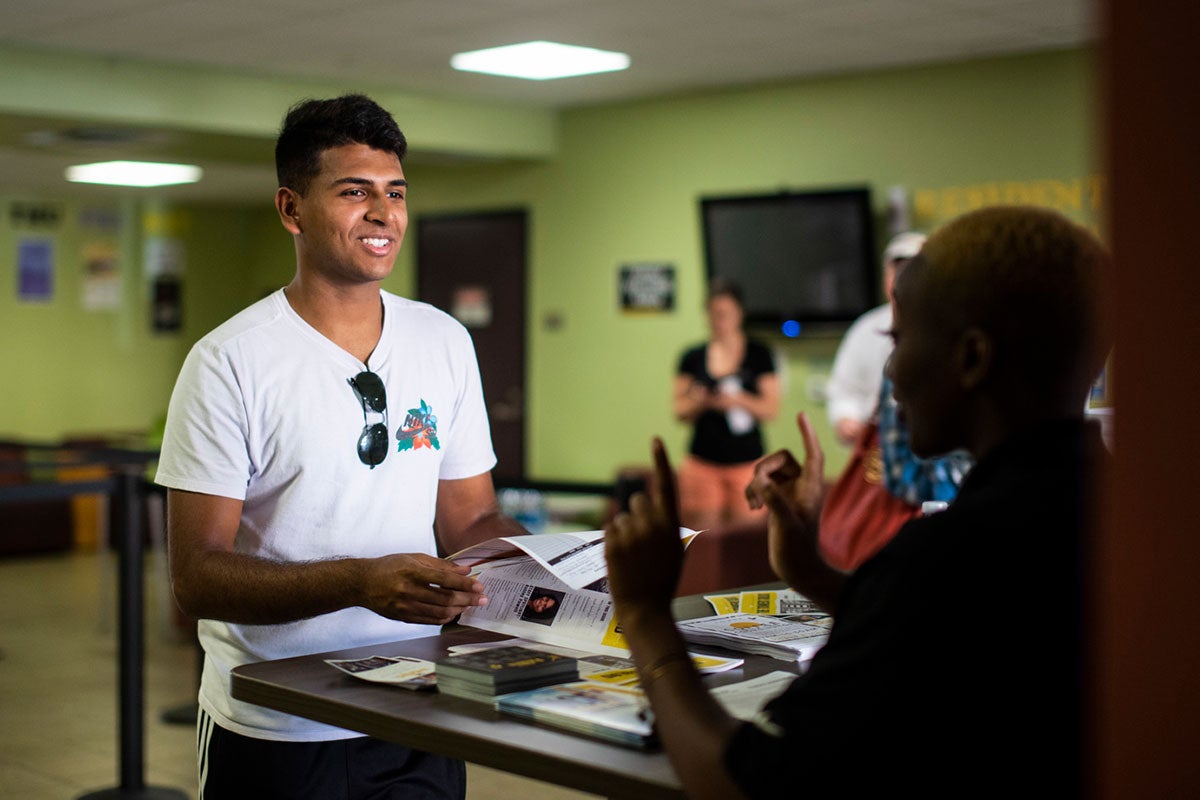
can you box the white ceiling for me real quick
[4,0,1095,108]
[0,0,1097,200]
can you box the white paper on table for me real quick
[324,655,437,686]
[711,670,797,720]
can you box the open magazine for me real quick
[703,587,825,617]
[448,528,698,656]
[677,612,832,662]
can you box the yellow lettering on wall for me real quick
[142,209,192,237]
[1003,182,1033,205]
[913,190,939,223]
[1052,180,1084,211]
[965,184,1002,210]
[911,175,1106,231]
[1088,174,1106,213]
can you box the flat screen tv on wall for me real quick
[700,187,877,336]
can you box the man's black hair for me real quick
[275,94,408,193]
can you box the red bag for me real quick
[818,422,920,572]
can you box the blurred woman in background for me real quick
[673,278,780,530]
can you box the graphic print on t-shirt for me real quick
[396,399,440,452]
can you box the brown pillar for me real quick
[1096,1,1200,796]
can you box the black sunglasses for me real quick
[348,370,388,468]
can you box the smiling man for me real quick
[156,95,526,799]
[604,205,1113,799]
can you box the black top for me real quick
[677,340,775,464]
[725,419,1106,799]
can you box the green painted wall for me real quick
[0,48,1099,482]
[410,48,1101,481]
[0,198,266,442]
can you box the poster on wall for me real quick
[79,206,122,311]
[145,236,185,332]
[152,275,183,332]
[17,238,55,302]
[144,236,184,279]
[619,263,675,314]
[451,285,493,328]
[82,242,120,311]
[9,201,63,230]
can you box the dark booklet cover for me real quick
[435,645,579,689]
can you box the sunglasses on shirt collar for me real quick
[348,370,388,468]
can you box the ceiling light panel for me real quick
[451,40,630,80]
[65,161,203,187]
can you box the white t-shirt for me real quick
[826,303,893,428]
[156,288,496,740]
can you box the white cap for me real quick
[883,231,926,265]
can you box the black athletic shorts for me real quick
[198,708,466,799]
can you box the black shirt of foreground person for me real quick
[726,419,1104,797]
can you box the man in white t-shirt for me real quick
[156,94,527,799]
[826,231,926,445]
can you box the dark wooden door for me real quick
[416,210,527,480]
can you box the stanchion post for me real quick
[118,468,144,790]
[79,466,187,800]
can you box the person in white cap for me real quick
[825,231,926,445]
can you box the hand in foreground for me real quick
[745,411,826,513]
[360,553,487,625]
[604,437,684,617]
[745,412,843,606]
[606,439,750,800]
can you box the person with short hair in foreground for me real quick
[605,205,1113,799]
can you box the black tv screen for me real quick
[700,188,877,335]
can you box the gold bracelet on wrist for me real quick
[638,651,693,691]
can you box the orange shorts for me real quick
[677,455,764,519]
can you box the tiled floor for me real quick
[0,549,600,799]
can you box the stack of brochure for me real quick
[496,682,656,749]
[435,645,579,703]
[677,613,831,662]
